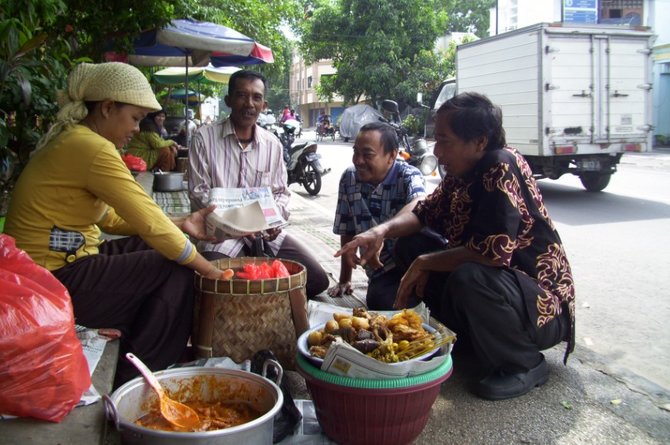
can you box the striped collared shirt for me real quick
[188,118,290,257]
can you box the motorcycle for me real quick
[257,110,280,139]
[279,118,302,149]
[380,99,438,176]
[261,113,328,195]
[284,140,327,196]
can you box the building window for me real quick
[599,0,643,26]
[307,76,313,88]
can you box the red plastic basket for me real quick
[296,353,453,445]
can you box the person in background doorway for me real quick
[188,70,329,299]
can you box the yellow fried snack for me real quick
[386,309,423,331]
[389,323,428,342]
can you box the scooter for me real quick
[279,118,302,149]
[284,141,328,196]
[380,100,438,176]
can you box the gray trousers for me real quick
[53,236,194,389]
[395,234,569,373]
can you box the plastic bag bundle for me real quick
[121,153,147,172]
[0,234,91,422]
[236,260,290,280]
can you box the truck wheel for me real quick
[579,173,611,192]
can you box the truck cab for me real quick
[424,78,455,139]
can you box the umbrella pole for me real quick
[184,53,189,147]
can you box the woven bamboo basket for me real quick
[193,257,309,370]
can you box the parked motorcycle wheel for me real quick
[302,163,322,195]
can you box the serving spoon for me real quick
[125,353,200,430]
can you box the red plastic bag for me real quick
[236,261,290,280]
[0,234,91,422]
[271,260,290,278]
[121,153,147,172]
[236,263,260,280]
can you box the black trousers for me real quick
[395,234,569,373]
[53,236,194,389]
[366,229,448,310]
[202,232,330,299]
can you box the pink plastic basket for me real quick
[296,353,453,445]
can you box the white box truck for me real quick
[431,23,654,191]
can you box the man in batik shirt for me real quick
[336,92,575,400]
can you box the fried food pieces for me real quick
[386,309,427,342]
[307,308,431,363]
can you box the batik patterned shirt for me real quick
[333,160,426,277]
[414,147,575,351]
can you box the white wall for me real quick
[490,0,559,35]
[648,0,670,46]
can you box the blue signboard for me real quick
[563,0,598,24]
[566,0,596,8]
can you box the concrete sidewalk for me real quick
[285,190,670,444]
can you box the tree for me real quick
[0,0,301,217]
[0,0,72,213]
[187,0,303,86]
[298,0,449,109]
[444,0,495,37]
[54,0,188,62]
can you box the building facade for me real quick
[288,50,345,128]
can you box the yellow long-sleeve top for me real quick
[4,125,196,271]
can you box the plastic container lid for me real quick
[296,353,453,389]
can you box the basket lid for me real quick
[296,353,452,389]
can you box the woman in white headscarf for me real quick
[5,62,228,388]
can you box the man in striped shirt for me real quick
[188,70,328,298]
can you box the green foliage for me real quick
[56,0,187,61]
[298,0,450,109]
[0,0,300,210]
[401,114,423,137]
[0,0,75,206]
[444,0,495,37]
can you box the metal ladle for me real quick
[125,353,200,431]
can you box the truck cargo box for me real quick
[454,22,653,191]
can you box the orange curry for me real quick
[135,400,260,432]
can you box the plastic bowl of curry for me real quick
[103,360,283,444]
